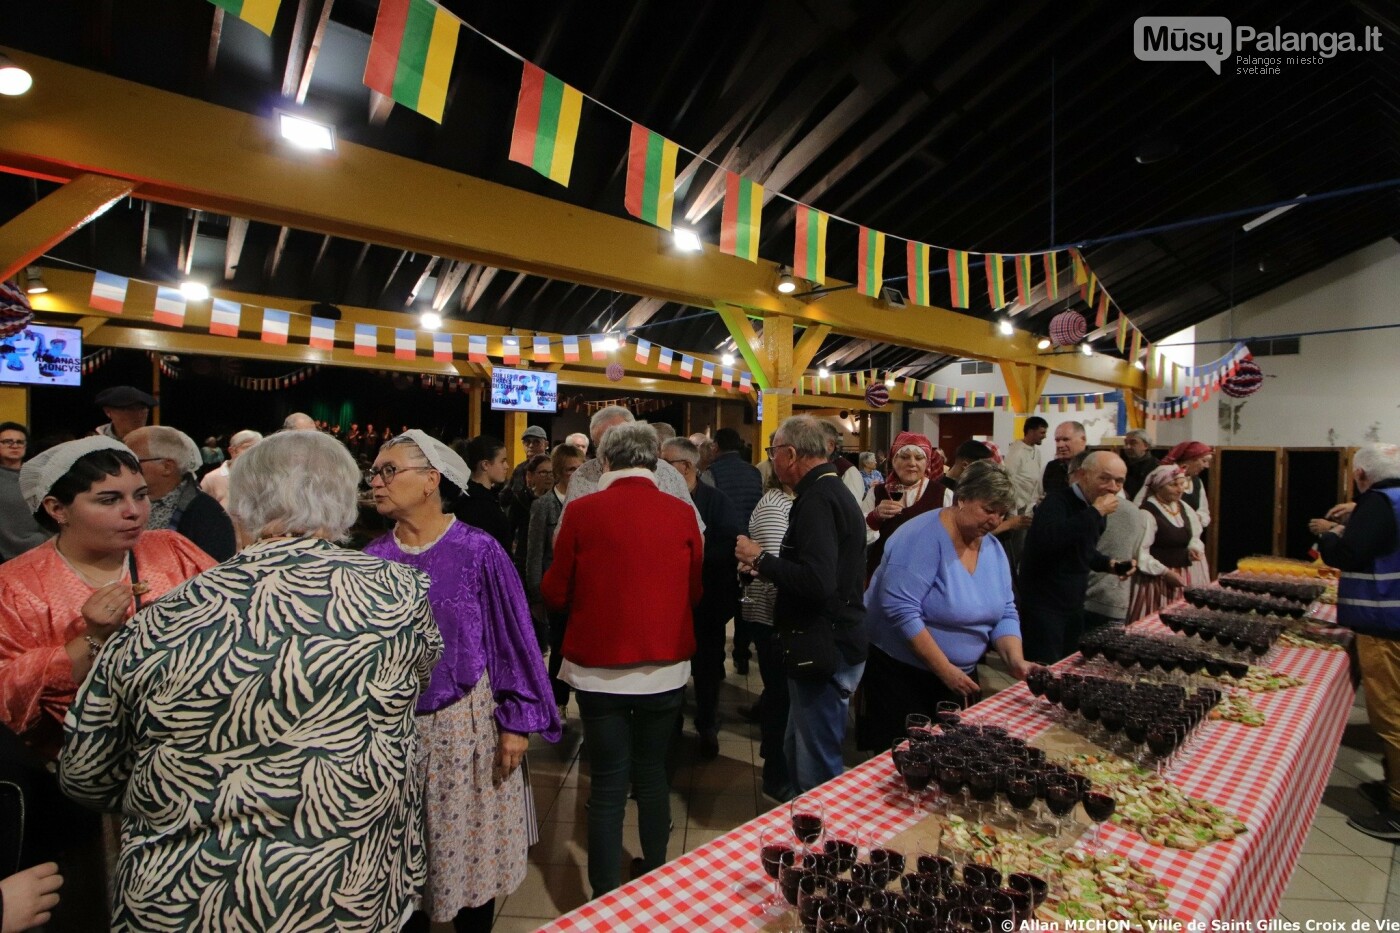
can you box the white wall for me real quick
[919,365,1123,453]
[1154,239,1400,448]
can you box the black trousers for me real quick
[692,606,729,733]
[1020,603,1085,664]
[857,645,979,752]
[547,611,570,706]
[754,627,791,794]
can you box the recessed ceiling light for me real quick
[672,227,703,252]
[179,281,210,301]
[278,112,336,151]
[0,55,33,97]
[1037,338,1051,350]
[721,353,735,366]
[998,319,1014,336]
[419,311,442,330]
[818,367,830,378]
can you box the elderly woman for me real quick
[363,431,560,933]
[60,432,442,930]
[1127,465,1205,621]
[124,425,236,560]
[526,443,587,721]
[857,451,883,494]
[509,453,553,572]
[861,431,946,576]
[1153,440,1213,584]
[542,423,702,898]
[451,434,512,550]
[861,461,1033,751]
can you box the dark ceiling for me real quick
[2,0,1398,380]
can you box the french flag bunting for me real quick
[739,372,752,394]
[634,338,652,365]
[590,335,608,360]
[720,367,733,388]
[700,362,715,385]
[89,271,128,314]
[153,287,187,327]
[261,308,290,345]
[309,317,336,350]
[209,298,241,337]
[502,336,520,365]
[657,347,674,372]
[433,332,453,362]
[533,336,552,361]
[563,336,580,361]
[353,323,377,357]
[468,335,488,363]
[679,355,695,379]
[395,329,417,360]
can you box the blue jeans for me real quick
[785,657,865,793]
[575,687,683,898]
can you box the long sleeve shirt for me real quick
[1019,484,1112,613]
[741,489,794,627]
[0,468,50,560]
[1005,439,1043,513]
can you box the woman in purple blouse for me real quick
[365,430,560,933]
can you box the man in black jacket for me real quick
[736,415,867,793]
[124,426,237,561]
[1019,450,1132,663]
[706,428,764,674]
[664,438,742,759]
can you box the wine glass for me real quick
[1082,783,1116,857]
[753,826,796,915]
[791,794,826,850]
[936,755,967,816]
[822,827,861,877]
[899,749,934,810]
[1004,767,1038,834]
[867,843,906,891]
[905,712,934,742]
[935,700,962,729]
[966,763,998,822]
[798,872,837,932]
[1043,776,1081,839]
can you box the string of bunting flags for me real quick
[84,269,754,392]
[795,369,1117,413]
[151,351,322,392]
[1130,342,1253,421]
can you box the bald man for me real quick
[1019,450,1134,663]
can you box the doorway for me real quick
[937,412,995,460]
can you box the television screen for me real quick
[0,323,82,387]
[490,367,557,413]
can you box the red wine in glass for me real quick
[1083,789,1116,857]
[1044,780,1080,837]
[791,795,826,847]
[823,837,858,875]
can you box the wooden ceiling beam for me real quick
[0,172,134,282]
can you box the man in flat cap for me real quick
[92,386,156,442]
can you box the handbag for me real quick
[779,617,841,683]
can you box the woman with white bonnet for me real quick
[365,430,560,933]
[1127,464,1205,622]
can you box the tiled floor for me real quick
[494,649,1398,928]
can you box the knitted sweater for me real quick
[1084,498,1146,620]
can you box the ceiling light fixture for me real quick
[1081,342,1093,356]
[419,311,442,330]
[818,367,830,378]
[997,319,1014,336]
[277,111,336,151]
[884,378,895,388]
[0,54,33,97]
[601,334,620,353]
[1036,338,1052,350]
[23,267,47,295]
[721,353,735,366]
[672,227,703,253]
[774,265,799,295]
[179,281,210,301]
[1134,359,1146,371]
[1242,195,1305,232]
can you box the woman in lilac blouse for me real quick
[365,430,560,933]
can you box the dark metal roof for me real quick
[3,0,1398,378]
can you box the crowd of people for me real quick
[2,380,1397,930]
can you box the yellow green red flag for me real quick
[509,62,583,186]
[625,124,679,229]
[906,241,931,306]
[857,227,885,298]
[363,0,460,123]
[986,253,1007,308]
[720,173,763,262]
[209,0,281,35]
[793,206,828,284]
[947,249,971,308]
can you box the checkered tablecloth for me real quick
[537,609,1354,930]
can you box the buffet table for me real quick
[537,604,1354,930]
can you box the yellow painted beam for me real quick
[0,50,1142,391]
[713,303,770,389]
[0,387,28,424]
[792,325,832,378]
[1124,389,1146,430]
[998,361,1051,414]
[0,173,135,281]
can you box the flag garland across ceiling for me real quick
[1129,342,1253,421]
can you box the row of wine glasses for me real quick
[1078,626,1256,682]
[1182,585,1308,619]
[1155,606,1282,663]
[1216,572,1325,604]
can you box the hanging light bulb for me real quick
[179,281,210,301]
[997,319,1014,336]
[601,334,620,352]
[0,55,33,97]
[818,367,830,378]
[23,267,47,295]
[721,353,735,366]
[1036,338,1051,350]
[419,311,442,330]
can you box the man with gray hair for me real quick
[565,432,591,455]
[817,420,866,507]
[1121,428,1159,501]
[735,415,867,793]
[281,412,317,432]
[1019,450,1133,663]
[1042,420,1087,496]
[1312,444,1400,840]
[563,406,702,531]
[125,426,237,560]
[200,429,263,507]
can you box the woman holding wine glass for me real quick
[860,431,946,578]
[860,462,1038,751]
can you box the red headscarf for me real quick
[887,431,945,484]
[982,440,1003,464]
[1161,441,1213,465]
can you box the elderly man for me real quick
[735,415,867,793]
[501,425,550,517]
[125,426,237,560]
[1121,429,1159,501]
[565,432,591,455]
[93,386,156,441]
[662,437,742,758]
[0,421,49,560]
[1310,444,1400,841]
[1019,450,1133,663]
[199,429,263,507]
[1075,451,1146,632]
[1041,421,1087,496]
[563,407,703,532]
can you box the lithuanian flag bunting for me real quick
[208,0,281,36]
[509,63,583,187]
[857,227,885,298]
[1042,252,1060,301]
[1115,314,1129,352]
[720,173,762,262]
[624,124,679,229]
[209,299,241,337]
[793,205,828,284]
[947,250,971,308]
[310,317,336,350]
[1085,271,1099,308]
[1071,250,1088,288]
[1015,254,1034,306]
[906,242,931,306]
[364,0,460,124]
[986,253,1007,308]
[1095,291,1110,329]
[1130,328,1142,361]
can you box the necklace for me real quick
[1156,499,1182,517]
[54,539,129,589]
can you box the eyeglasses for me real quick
[137,457,171,464]
[364,465,433,485]
[0,439,25,447]
[764,444,794,459]
[661,458,692,468]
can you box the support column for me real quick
[0,387,28,425]
[998,361,1050,415]
[1124,388,1146,430]
[503,409,528,468]
[468,383,483,438]
[759,317,795,460]
[150,354,162,425]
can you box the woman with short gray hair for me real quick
[61,430,444,930]
[860,459,1035,750]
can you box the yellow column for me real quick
[1124,388,1147,430]
[468,383,483,438]
[0,387,28,424]
[759,317,795,459]
[503,410,527,468]
[998,361,1050,415]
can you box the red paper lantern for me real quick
[605,363,625,382]
[864,383,890,408]
[1048,310,1087,347]
[1221,357,1263,398]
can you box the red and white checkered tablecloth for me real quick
[537,612,1354,931]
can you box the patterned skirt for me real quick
[1127,574,1183,623]
[416,675,530,921]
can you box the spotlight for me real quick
[818,367,830,378]
[419,311,442,330]
[23,267,47,295]
[721,353,735,366]
[1036,338,1051,350]
[774,265,799,295]
[997,319,1014,336]
[601,334,620,353]
[179,281,210,301]
[672,227,703,253]
[277,111,336,151]
[0,54,33,97]
[1081,343,1093,356]
[884,378,895,388]
[1134,359,1146,371]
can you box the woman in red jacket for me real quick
[861,431,946,577]
[542,422,703,898]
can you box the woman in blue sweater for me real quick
[860,461,1036,750]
